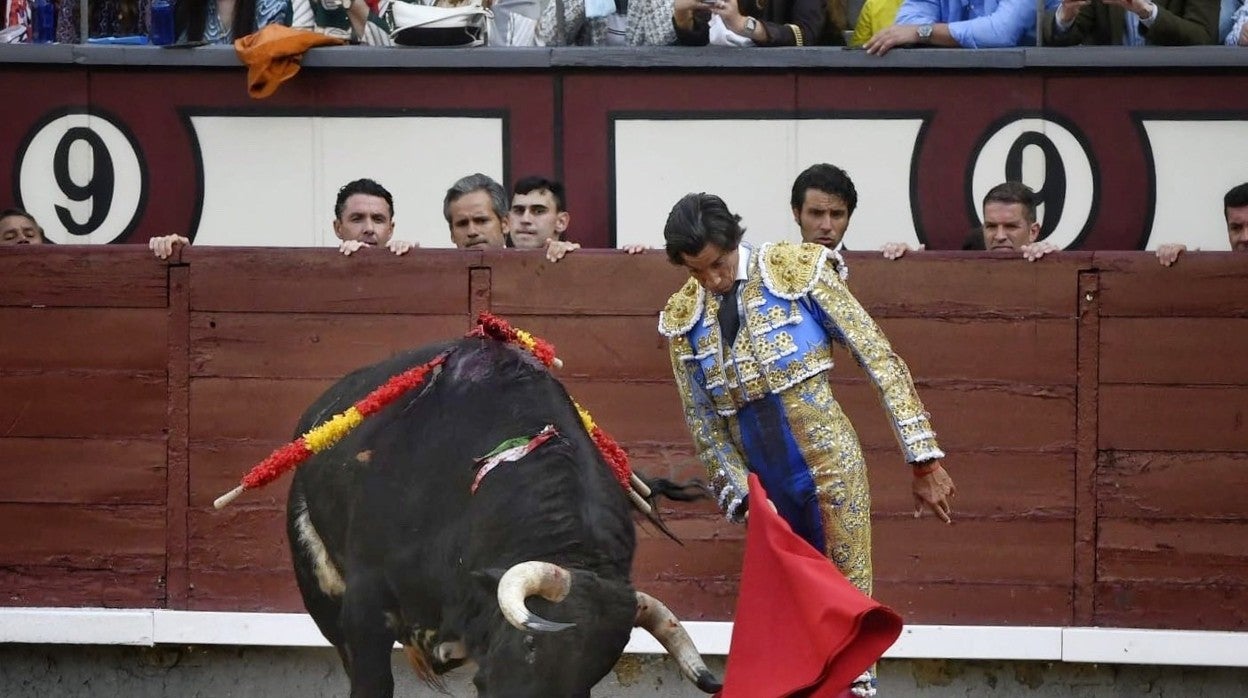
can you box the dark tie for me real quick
[718,281,742,347]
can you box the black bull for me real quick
[285,337,720,697]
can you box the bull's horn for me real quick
[497,561,576,633]
[634,591,722,694]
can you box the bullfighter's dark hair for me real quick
[663,193,746,266]
[512,176,566,213]
[334,179,395,220]
[1225,182,1248,215]
[790,163,858,217]
[983,182,1039,224]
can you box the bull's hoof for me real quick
[695,670,723,694]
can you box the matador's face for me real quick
[679,243,739,297]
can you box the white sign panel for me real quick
[613,118,926,251]
[189,115,506,248]
[1140,119,1248,252]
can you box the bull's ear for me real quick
[471,568,506,593]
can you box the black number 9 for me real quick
[1005,133,1066,242]
[52,127,115,237]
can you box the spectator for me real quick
[175,0,291,44]
[791,163,857,250]
[1042,0,1217,45]
[1226,0,1248,43]
[980,182,1059,261]
[1156,181,1248,265]
[0,208,45,245]
[789,163,924,261]
[445,173,509,250]
[672,0,842,47]
[658,192,954,696]
[149,178,413,259]
[865,0,1059,54]
[850,0,903,44]
[329,178,414,256]
[538,0,680,45]
[509,176,581,261]
[291,0,392,45]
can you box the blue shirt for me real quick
[894,0,1060,47]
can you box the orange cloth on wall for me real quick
[718,474,904,697]
[233,25,344,99]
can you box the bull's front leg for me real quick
[341,576,398,698]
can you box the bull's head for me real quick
[494,560,722,694]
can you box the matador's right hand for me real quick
[912,461,956,524]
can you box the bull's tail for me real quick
[632,474,713,545]
[401,643,446,691]
[403,629,467,690]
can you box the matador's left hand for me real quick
[912,461,956,524]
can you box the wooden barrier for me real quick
[0,246,1244,631]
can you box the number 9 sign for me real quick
[14,109,146,245]
[968,115,1097,251]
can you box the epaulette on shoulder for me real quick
[658,278,705,338]
[758,242,828,300]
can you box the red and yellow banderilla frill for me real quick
[214,312,651,513]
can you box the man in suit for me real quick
[1043,0,1217,45]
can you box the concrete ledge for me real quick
[0,608,154,646]
[2,609,1246,667]
[1062,628,1248,668]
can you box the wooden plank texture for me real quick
[0,564,164,609]
[873,519,1074,585]
[190,439,288,509]
[1100,386,1248,451]
[189,506,290,573]
[1095,253,1248,318]
[0,438,165,504]
[0,308,167,370]
[189,312,469,378]
[166,266,191,609]
[0,373,167,438]
[488,251,689,316]
[1101,317,1248,385]
[1097,520,1248,584]
[187,248,479,314]
[190,378,336,441]
[0,247,167,309]
[876,582,1072,625]
[0,504,165,565]
[187,570,307,613]
[845,253,1089,319]
[875,318,1076,385]
[1098,451,1248,520]
[1095,582,1248,630]
[1073,271,1099,624]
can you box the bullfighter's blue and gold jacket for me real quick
[659,241,943,593]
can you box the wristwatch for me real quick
[742,16,758,36]
[916,23,934,42]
